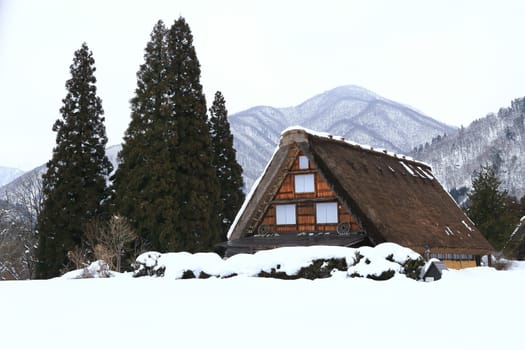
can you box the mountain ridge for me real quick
[230,85,456,189]
[0,166,24,187]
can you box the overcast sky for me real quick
[2,0,525,170]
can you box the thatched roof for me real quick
[228,127,493,256]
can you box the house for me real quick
[223,127,493,268]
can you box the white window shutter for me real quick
[316,202,338,223]
[276,204,296,225]
[299,156,309,169]
[295,174,315,193]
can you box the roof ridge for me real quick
[280,126,431,168]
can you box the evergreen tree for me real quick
[467,166,515,250]
[165,17,221,251]
[113,18,221,253]
[208,91,245,241]
[111,20,177,251]
[36,43,112,278]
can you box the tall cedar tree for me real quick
[208,91,245,241]
[36,43,112,278]
[113,18,221,252]
[467,166,515,250]
[111,20,177,251]
[166,17,221,251]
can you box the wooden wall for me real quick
[261,202,360,233]
[274,172,335,200]
[259,152,361,234]
[442,260,477,269]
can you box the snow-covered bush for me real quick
[257,257,347,280]
[132,252,165,277]
[61,260,113,279]
[132,243,425,281]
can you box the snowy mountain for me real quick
[0,164,46,203]
[0,166,24,187]
[411,97,525,199]
[230,85,456,189]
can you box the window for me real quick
[299,155,309,169]
[295,174,315,193]
[276,204,296,225]
[316,202,338,223]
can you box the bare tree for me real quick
[0,204,31,280]
[16,172,42,277]
[66,246,90,270]
[13,171,43,234]
[84,215,137,272]
[0,172,43,278]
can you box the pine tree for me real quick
[208,91,245,241]
[111,20,178,251]
[36,43,112,278]
[165,17,221,251]
[467,166,515,250]
[113,18,221,253]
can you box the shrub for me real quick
[352,251,364,265]
[258,258,348,280]
[181,270,196,279]
[366,269,395,281]
[257,268,291,279]
[402,257,425,280]
[132,252,165,277]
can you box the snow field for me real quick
[1,267,525,349]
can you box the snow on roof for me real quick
[461,220,474,232]
[400,161,416,176]
[417,166,434,180]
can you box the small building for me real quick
[420,259,448,281]
[223,127,493,268]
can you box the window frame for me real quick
[316,202,338,224]
[294,174,315,193]
[275,204,296,225]
[298,155,309,169]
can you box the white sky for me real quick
[1,0,525,170]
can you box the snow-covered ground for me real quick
[1,246,525,350]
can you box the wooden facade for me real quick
[258,152,361,235]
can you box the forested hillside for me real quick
[411,98,525,199]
